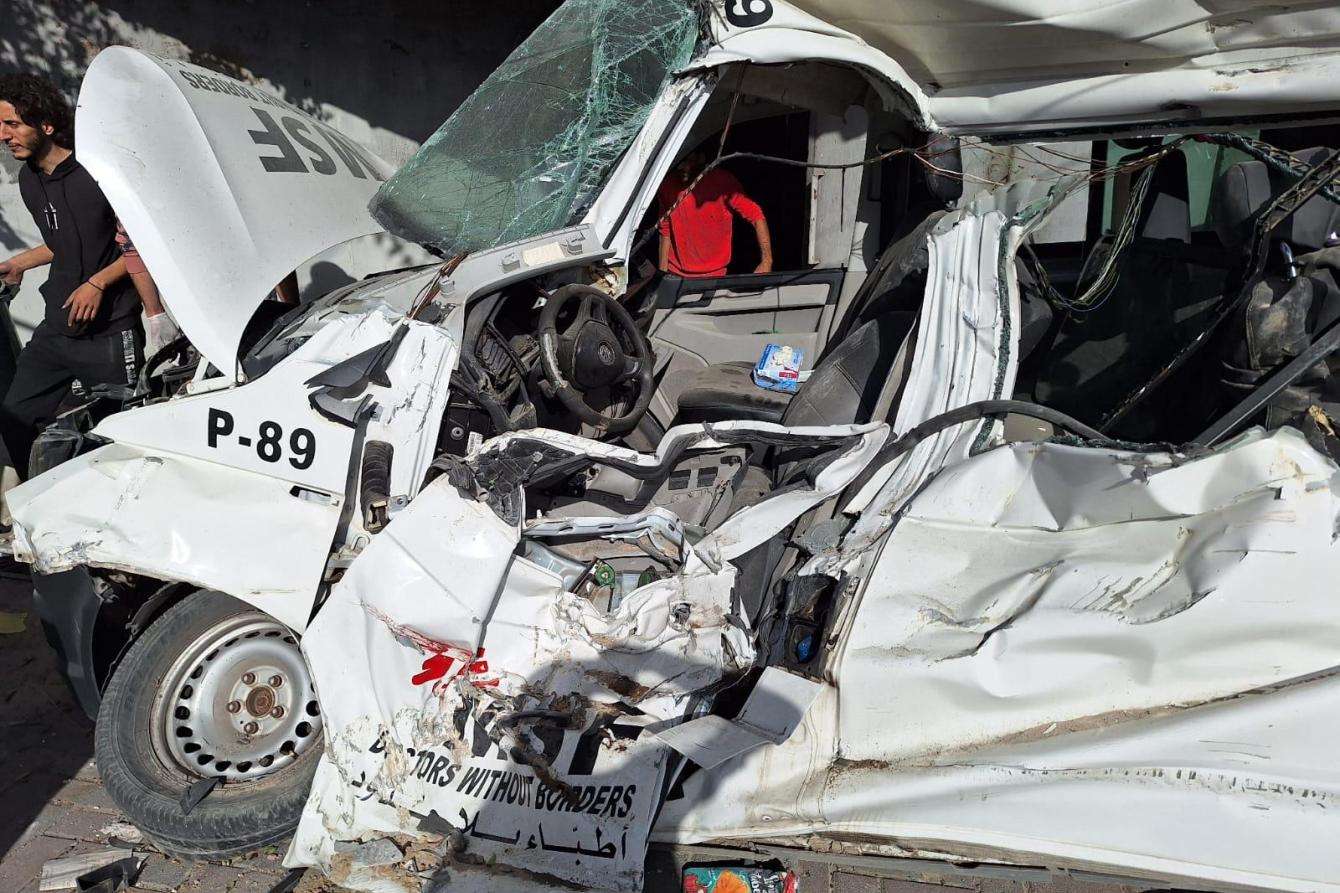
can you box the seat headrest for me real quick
[1213,158,1271,247]
[1138,151,1190,243]
[1283,147,1340,250]
[1214,146,1340,250]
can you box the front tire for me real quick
[95,591,323,859]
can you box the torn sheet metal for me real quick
[697,423,885,561]
[287,421,886,890]
[842,187,1029,546]
[661,427,1340,892]
[476,420,886,564]
[652,667,823,771]
[526,508,691,569]
[289,491,744,891]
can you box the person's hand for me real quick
[64,281,104,328]
[143,309,181,358]
[0,258,22,287]
[753,259,773,274]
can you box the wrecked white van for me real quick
[13,0,1340,890]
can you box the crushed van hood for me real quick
[75,47,394,373]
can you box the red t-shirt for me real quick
[657,168,765,278]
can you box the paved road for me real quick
[0,576,1147,893]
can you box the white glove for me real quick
[143,309,181,359]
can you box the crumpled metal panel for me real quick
[8,442,338,632]
[285,421,887,891]
[7,302,458,632]
[660,428,1340,891]
[842,188,1029,548]
[288,484,745,891]
[839,428,1340,760]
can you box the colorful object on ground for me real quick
[683,865,797,893]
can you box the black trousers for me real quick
[0,323,143,476]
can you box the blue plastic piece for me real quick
[752,343,805,393]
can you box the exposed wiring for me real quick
[1022,132,1340,315]
[1024,158,1159,313]
[1199,132,1340,206]
[1099,146,1340,432]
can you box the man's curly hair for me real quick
[0,73,73,149]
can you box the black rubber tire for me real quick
[95,590,322,860]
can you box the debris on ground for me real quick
[683,866,794,893]
[72,856,142,892]
[38,849,139,891]
[267,868,307,893]
[96,821,143,846]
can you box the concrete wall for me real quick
[0,0,559,343]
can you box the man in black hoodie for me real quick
[0,73,142,475]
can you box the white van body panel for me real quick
[710,0,1340,134]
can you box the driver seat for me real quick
[673,308,917,427]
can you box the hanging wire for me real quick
[1022,154,1161,313]
[632,61,1340,313]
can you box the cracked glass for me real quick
[369,0,698,257]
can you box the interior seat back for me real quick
[1137,150,1192,242]
[779,310,916,427]
[673,307,917,428]
[1030,150,1200,432]
[1214,148,1340,251]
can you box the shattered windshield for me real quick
[369,0,699,257]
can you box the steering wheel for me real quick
[538,284,654,434]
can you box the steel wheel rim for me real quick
[151,611,322,783]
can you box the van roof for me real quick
[708,1,1340,136]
